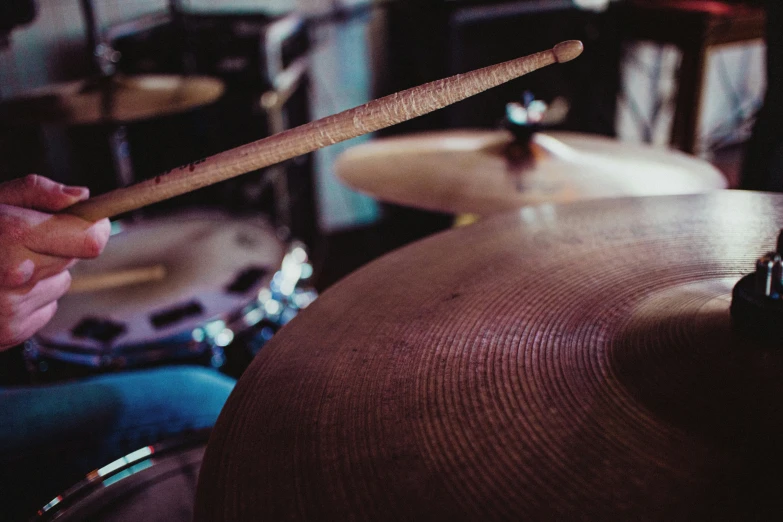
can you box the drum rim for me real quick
[31,428,211,521]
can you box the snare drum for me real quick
[26,211,316,380]
[33,431,208,522]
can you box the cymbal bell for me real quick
[0,74,225,125]
[334,130,728,215]
[195,191,783,521]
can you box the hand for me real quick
[0,174,111,350]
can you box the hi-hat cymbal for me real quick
[196,191,783,521]
[334,130,728,215]
[0,74,225,125]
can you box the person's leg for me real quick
[0,365,235,520]
[741,0,783,191]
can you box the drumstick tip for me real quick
[553,40,584,63]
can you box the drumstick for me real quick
[64,40,583,221]
[68,265,167,293]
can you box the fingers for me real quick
[0,204,111,259]
[0,254,76,289]
[0,271,70,349]
[27,212,111,259]
[0,174,90,212]
[0,174,101,349]
[0,271,71,323]
[0,300,58,350]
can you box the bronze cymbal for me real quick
[195,191,783,521]
[334,130,728,215]
[0,74,224,125]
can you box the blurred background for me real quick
[0,0,769,290]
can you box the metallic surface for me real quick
[335,130,728,215]
[0,74,224,125]
[197,191,783,521]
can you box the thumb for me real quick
[0,174,90,212]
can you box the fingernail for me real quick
[63,186,88,197]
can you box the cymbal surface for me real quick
[196,191,783,521]
[334,130,727,214]
[0,74,224,125]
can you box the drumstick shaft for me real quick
[68,265,167,293]
[65,40,583,221]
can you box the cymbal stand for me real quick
[79,0,135,190]
[168,0,197,75]
[259,15,308,240]
[502,92,570,190]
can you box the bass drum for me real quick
[26,210,316,381]
[33,431,208,522]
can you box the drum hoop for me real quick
[32,429,211,521]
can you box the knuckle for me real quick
[0,265,29,288]
[22,174,41,189]
[0,212,28,240]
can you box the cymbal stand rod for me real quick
[109,126,135,188]
[79,0,135,190]
[79,0,114,77]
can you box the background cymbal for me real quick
[0,74,224,125]
[334,130,728,215]
[196,191,783,521]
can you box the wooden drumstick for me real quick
[68,265,167,293]
[64,40,583,221]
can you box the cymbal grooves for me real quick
[196,192,783,521]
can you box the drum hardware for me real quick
[222,241,317,373]
[193,191,783,521]
[501,92,570,190]
[503,91,570,131]
[33,429,210,521]
[79,0,118,77]
[108,125,135,189]
[731,229,783,340]
[260,43,310,240]
[85,0,132,189]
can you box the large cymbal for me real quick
[196,191,783,521]
[0,74,224,125]
[335,130,727,214]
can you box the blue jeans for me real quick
[0,366,235,521]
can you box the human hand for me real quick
[0,174,111,350]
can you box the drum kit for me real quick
[0,3,316,381]
[6,35,781,520]
[27,211,315,379]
